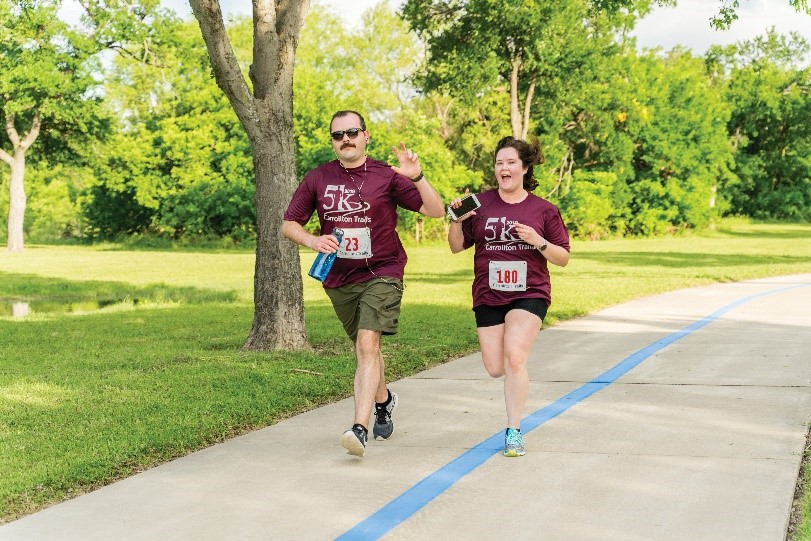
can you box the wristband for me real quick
[411,171,424,182]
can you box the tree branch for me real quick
[247,0,310,100]
[275,0,310,86]
[250,0,278,99]
[5,114,20,148]
[190,0,255,123]
[20,111,42,152]
[521,75,536,140]
[433,94,454,141]
[510,51,523,138]
[0,147,12,166]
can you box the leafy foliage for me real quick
[83,17,255,241]
[402,1,738,236]
[620,49,735,233]
[710,30,811,221]
[6,0,811,246]
[558,171,623,239]
[0,0,112,248]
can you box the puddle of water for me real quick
[6,299,135,319]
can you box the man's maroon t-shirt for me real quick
[460,189,570,308]
[284,158,423,288]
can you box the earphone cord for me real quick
[342,160,405,293]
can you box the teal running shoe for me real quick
[503,428,525,457]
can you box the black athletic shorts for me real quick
[473,298,549,328]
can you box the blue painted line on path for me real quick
[337,282,809,540]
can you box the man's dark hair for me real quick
[330,110,366,131]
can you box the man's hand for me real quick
[309,233,341,254]
[391,141,421,180]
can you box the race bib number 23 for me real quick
[338,227,373,259]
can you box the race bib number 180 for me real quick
[338,227,373,259]
[488,260,527,291]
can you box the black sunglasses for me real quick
[330,128,364,141]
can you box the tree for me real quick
[622,49,734,233]
[710,0,810,29]
[1,0,178,250]
[84,17,255,241]
[189,0,311,351]
[0,0,101,251]
[401,0,653,140]
[710,30,811,220]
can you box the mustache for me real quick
[341,142,356,150]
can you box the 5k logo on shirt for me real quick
[322,184,368,217]
[484,217,519,242]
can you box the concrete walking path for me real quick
[2,274,810,540]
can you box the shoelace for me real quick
[375,403,389,424]
[505,429,524,446]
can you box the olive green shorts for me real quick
[324,277,403,342]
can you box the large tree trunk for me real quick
[6,154,26,253]
[244,102,307,350]
[2,112,40,253]
[191,0,310,351]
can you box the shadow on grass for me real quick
[305,302,491,380]
[405,269,474,284]
[0,272,237,314]
[574,251,807,268]
[716,226,811,239]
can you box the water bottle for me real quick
[308,228,344,282]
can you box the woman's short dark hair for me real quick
[494,136,544,191]
[330,110,366,131]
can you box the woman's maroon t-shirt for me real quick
[460,189,570,308]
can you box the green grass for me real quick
[1,220,810,525]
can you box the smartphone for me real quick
[447,193,481,221]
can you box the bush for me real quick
[158,179,256,242]
[558,171,621,240]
